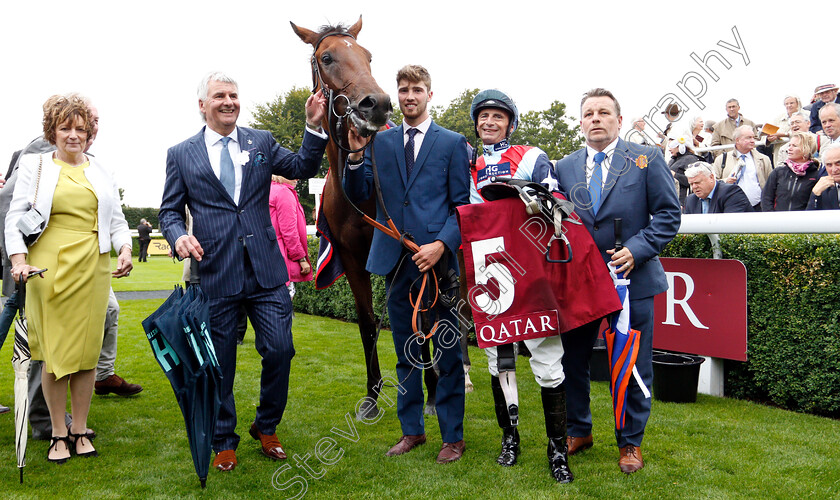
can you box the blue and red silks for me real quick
[602,265,641,432]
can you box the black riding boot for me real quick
[541,384,573,483]
[491,375,519,466]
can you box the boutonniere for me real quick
[254,152,267,167]
[235,150,250,167]
[636,155,648,169]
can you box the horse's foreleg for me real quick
[345,269,382,421]
[421,341,438,415]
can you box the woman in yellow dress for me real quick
[5,95,132,463]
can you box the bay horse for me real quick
[292,17,439,419]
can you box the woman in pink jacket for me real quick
[269,175,312,298]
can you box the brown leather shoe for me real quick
[618,445,644,474]
[566,434,593,455]
[436,440,465,464]
[213,449,237,471]
[385,434,426,456]
[249,423,287,460]
[94,374,143,396]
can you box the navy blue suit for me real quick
[554,139,681,447]
[806,166,840,210]
[684,181,753,214]
[160,126,327,451]
[344,121,470,442]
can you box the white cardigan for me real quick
[4,152,132,257]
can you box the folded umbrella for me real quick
[10,284,29,483]
[142,285,221,489]
[602,219,650,435]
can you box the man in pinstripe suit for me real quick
[159,72,327,472]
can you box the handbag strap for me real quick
[32,154,43,206]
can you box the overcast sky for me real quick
[0,0,829,208]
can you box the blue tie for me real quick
[737,154,747,183]
[220,137,235,199]
[702,198,710,214]
[405,128,419,177]
[589,151,606,214]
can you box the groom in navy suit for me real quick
[345,65,470,464]
[554,88,680,474]
[159,72,327,472]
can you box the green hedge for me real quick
[662,234,840,417]
[293,238,391,328]
[296,233,840,417]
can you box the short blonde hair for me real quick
[42,94,93,145]
[789,131,817,160]
[396,65,431,90]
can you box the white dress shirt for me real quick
[204,127,243,205]
[403,116,433,161]
[585,138,619,186]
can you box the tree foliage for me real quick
[431,88,481,142]
[511,101,582,160]
[250,86,328,223]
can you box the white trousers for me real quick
[485,334,565,388]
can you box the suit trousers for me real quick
[561,296,654,448]
[209,249,295,452]
[386,258,464,443]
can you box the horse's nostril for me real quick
[358,96,377,111]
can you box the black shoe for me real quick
[547,437,573,483]
[47,436,72,464]
[69,431,98,458]
[497,427,520,466]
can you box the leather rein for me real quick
[309,32,440,339]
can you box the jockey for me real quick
[469,89,572,483]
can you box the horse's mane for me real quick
[315,23,352,38]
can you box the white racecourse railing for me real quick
[678,211,840,234]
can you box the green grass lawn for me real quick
[0,289,838,498]
[110,255,187,292]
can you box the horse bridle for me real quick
[310,32,367,155]
[309,31,441,339]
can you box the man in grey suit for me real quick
[553,88,681,474]
[159,72,327,472]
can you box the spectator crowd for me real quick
[645,84,840,213]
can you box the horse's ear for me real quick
[290,21,318,46]
[348,15,362,38]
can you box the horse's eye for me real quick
[321,53,333,65]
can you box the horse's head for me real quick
[291,16,392,137]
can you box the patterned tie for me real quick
[220,137,235,199]
[589,151,606,214]
[702,198,710,214]
[405,128,419,177]
[737,154,747,183]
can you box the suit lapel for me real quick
[187,128,232,203]
[407,123,439,189]
[599,139,628,210]
[238,127,253,201]
[568,149,594,224]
